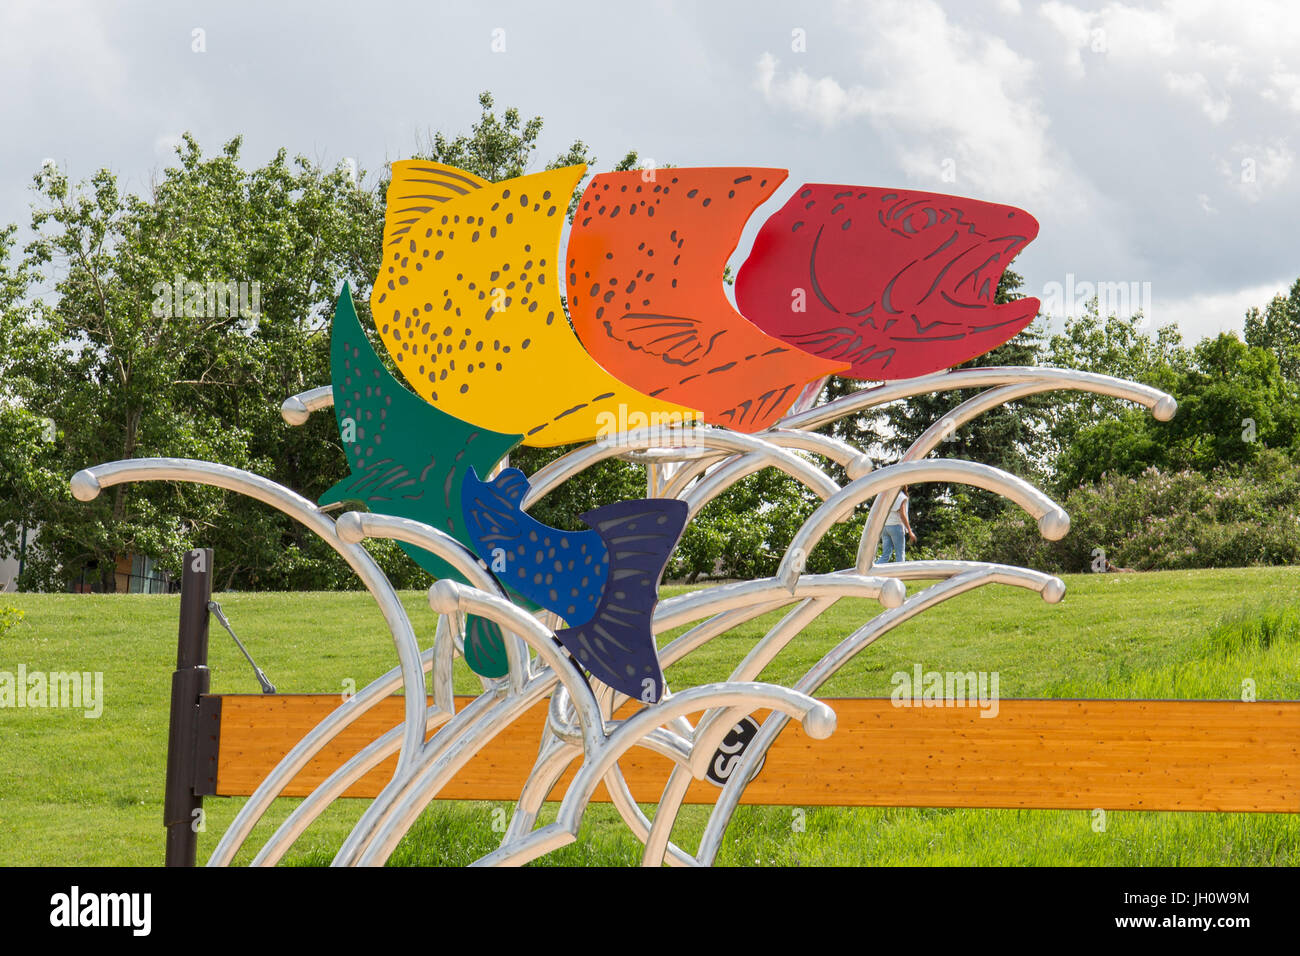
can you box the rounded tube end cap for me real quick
[1038,508,1070,541]
[802,702,837,740]
[1153,395,1178,422]
[428,579,461,615]
[1041,576,1066,604]
[846,453,874,481]
[879,577,907,609]
[280,396,310,426]
[70,470,101,502]
[335,511,366,544]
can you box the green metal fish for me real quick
[320,284,523,677]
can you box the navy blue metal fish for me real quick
[462,467,687,701]
[553,498,688,703]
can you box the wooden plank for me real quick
[211,695,1300,812]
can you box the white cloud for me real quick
[0,3,124,107]
[1218,141,1296,201]
[754,0,1075,208]
[1263,68,1300,112]
[1156,278,1293,341]
[1038,1,1097,77]
[1040,0,1300,113]
[1164,71,1231,122]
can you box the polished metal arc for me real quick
[654,571,906,634]
[659,428,871,502]
[280,385,335,425]
[332,577,617,864]
[689,567,1030,867]
[68,457,430,868]
[335,510,530,693]
[469,682,837,867]
[777,460,1069,588]
[780,366,1177,432]
[251,643,443,867]
[522,426,839,509]
[855,375,1177,571]
[638,556,1067,865]
[335,680,531,865]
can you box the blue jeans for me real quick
[880,525,906,563]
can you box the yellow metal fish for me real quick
[371,161,700,446]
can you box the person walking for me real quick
[880,486,917,563]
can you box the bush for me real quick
[948,449,1300,572]
[0,604,24,637]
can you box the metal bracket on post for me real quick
[164,547,212,867]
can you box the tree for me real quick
[0,136,414,591]
[1040,305,1188,493]
[1057,333,1300,487]
[1244,277,1300,383]
[0,92,658,589]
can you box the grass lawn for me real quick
[1,565,1298,866]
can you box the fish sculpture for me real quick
[735,186,1041,380]
[566,168,848,431]
[461,466,609,627]
[370,161,700,446]
[321,284,522,678]
[461,466,687,702]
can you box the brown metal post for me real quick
[163,548,212,866]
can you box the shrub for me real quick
[0,604,24,638]
[950,449,1300,572]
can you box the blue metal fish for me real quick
[461,466,609,627]
[462,465,687,701]
[553,498,688,703]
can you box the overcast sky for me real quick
[3,0,1297,343]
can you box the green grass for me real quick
[1,566,1298,866]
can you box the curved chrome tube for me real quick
[334,681,526,865]
[776,460,1069,588]
[280,385,336,425]
[660,428,871,502]
[335,510,530,694]
[470,682,837,867]
[522,427,839,509]
[68,457,429,867]
[779,366,1177,433]
[855,376,1177,570]
[689,567,1050,866]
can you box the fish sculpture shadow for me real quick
[462,467,688,702]
[321,284,523,678]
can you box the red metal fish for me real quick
[735,186,1041,380]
